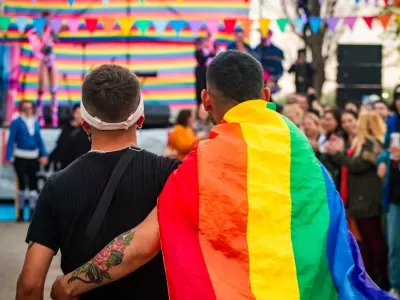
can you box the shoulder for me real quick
[387,115,398,129]
[141,150,181,174]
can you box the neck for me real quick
[90,127,138,152]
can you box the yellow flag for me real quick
[259,19,271,37]
[119,17,134,35]
[396,14,400,25]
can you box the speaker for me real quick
[143,104,170,128]
[337,45,382,66]
[336,87,383,108]
[337,66,381,85]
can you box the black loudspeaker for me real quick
[337,66,382,85]
[143,104,170,128]
[336,87,383,108]
[337,45,382,66]
[43,105,71,127]
[337,44,382,106]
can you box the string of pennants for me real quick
[30,0,400,6]
[0,14,399,38]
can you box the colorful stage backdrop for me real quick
[3,0,250,108]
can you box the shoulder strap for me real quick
[84,149,140,245]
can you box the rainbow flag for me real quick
[158,100,392,300]
[4,0,249,108]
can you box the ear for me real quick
[137,115,145,127]
[201,89,211,112]
[262,87,271,102]
[81,121,90,133]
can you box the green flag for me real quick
[0,16,11,31]
[135,20,152,35]
[276,18,289,32]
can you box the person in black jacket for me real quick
[55,104,91,170]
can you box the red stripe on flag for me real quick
[158,146,216,300]
[198,123,255,299]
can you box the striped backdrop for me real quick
[4,0,250,108]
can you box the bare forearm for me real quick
[62,210,160,297]
[16,279,44,300]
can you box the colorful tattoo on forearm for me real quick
[67,230,135,284]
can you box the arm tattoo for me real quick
[27,241,35,250]
[67,230,135,285]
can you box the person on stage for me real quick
[289,48,315,94]
[51,51,391,300]
[255,30,284,94]
[4,100,48,222]
[27,11,59,128]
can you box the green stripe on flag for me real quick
[282,116,338,300]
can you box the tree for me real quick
[263,0,355,97]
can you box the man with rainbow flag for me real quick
[51,51,392,300]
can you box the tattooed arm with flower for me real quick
[51,208,160,299]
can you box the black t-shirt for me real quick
[26,147,180,299]
[288,62,315,93]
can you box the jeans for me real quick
[388,203,400,289]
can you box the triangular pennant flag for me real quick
[140,0,145,3]
[223,19,236,33]
[67,19,81,33]
[384,0,389,5]
[33,18,46,34]
[152,20,168,35]
[101,18,115,31]
[205,20,220,35]
[189,20,203,36]
[344,16,357,31]
[363,16,374,29]
[309,17,322,34]
[85,18,98,33]
[396,14,400,25]
[325,17,339,32]
[49,18,63,34]
[118,17,134,35]
[259,19,271,36]
[103,0,109,6]
[169,20,187,36]
[14,17,29,34]
[240,19,252,38]
[135,20,152,36]
[377,15,391,30]
[293,17,305,33]
[276,18,289,32]
[0,16,11,31]
[395,0,400,6]
[68,0,74,6]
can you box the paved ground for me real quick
[0,222,61,300]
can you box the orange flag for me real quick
[377,15,391,30]
[102,18,115,32]
[240,19,252,39]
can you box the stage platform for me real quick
[0,127,168,220]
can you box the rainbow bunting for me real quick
[158,100,392,300]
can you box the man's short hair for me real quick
[82,64,141,123]
[206,50,264,104]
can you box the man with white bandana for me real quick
[16,64,179,300]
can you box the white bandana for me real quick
[80,95,144,131]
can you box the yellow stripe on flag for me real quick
[224,100,300,299]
